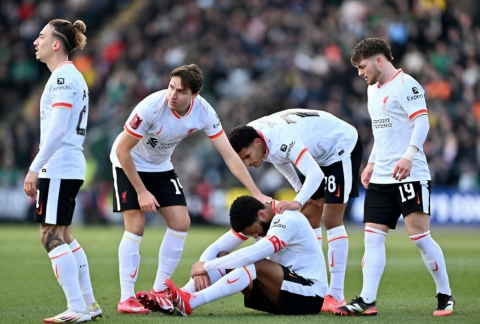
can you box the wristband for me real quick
[402,145,418,161]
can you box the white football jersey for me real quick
[38,61,88,179]
[265,210,328,297]
[248,109,358,167]
[367,70,431,183]
[110,90,223,172]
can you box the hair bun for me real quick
[73,20,86,33]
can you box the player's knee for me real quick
[322,205,346,229]
[405,212,430,235]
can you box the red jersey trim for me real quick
[55,61,74,71]
[377,69,403,88]
[170,98,194,119]
[294,148,308,166]
[409,109,428,120]
[124,124,143,139]
[230,229,248,241]
[256,130,270,159]
[52,102,73,109]
[208,129,224,139]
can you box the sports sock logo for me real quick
[130,267,138,278]
[226,278,240,284]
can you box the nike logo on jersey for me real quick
[226,278,240,284]
[156,125,163,135]
[433,261,438,272]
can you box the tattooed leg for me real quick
[40,224,66,252]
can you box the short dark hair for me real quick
[49,19,87,53]
[230,196,264,233]
[228,125,260,153]
[171,64,203,94]
[351,37,394,66]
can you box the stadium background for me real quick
[0,0,479,226]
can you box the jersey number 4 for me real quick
[76,105,87,136]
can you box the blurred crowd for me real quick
[1,0,479,221]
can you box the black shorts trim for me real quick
[244,265,323,315]
[34,178,83,226]
[112,167,187,212]
[364,181,431,229]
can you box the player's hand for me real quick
[254,193,272,204]
[191,261,207,277]
[361,162,374,188]
[392,158,412,181]
[301,198,322,211]
[137,190,160,212]
[193,274,211,292]
[276,200,302,214]
[23,170,39,198]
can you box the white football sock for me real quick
[118,231,142,302]
[360,226,387,303]
[327,225,348,301]
[410,231,452,295]
[190,264,257,309]
[153,228,187,292]
[69,239,96,305]
[182,269,226,293]
[49,244,86,312]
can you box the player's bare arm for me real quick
[116,131,159,212]
[211,132,271,203]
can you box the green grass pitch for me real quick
[0,224,478,323]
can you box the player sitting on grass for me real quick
[140,196,328,316]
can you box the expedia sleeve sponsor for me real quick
[406,93,425,101]
[285,141,295,159]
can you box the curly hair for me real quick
[171,64,203,94]
[351,37,394,66]
[229,196,264,233]
[228,125,260,153]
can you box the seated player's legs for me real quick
[245,259,323,315]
